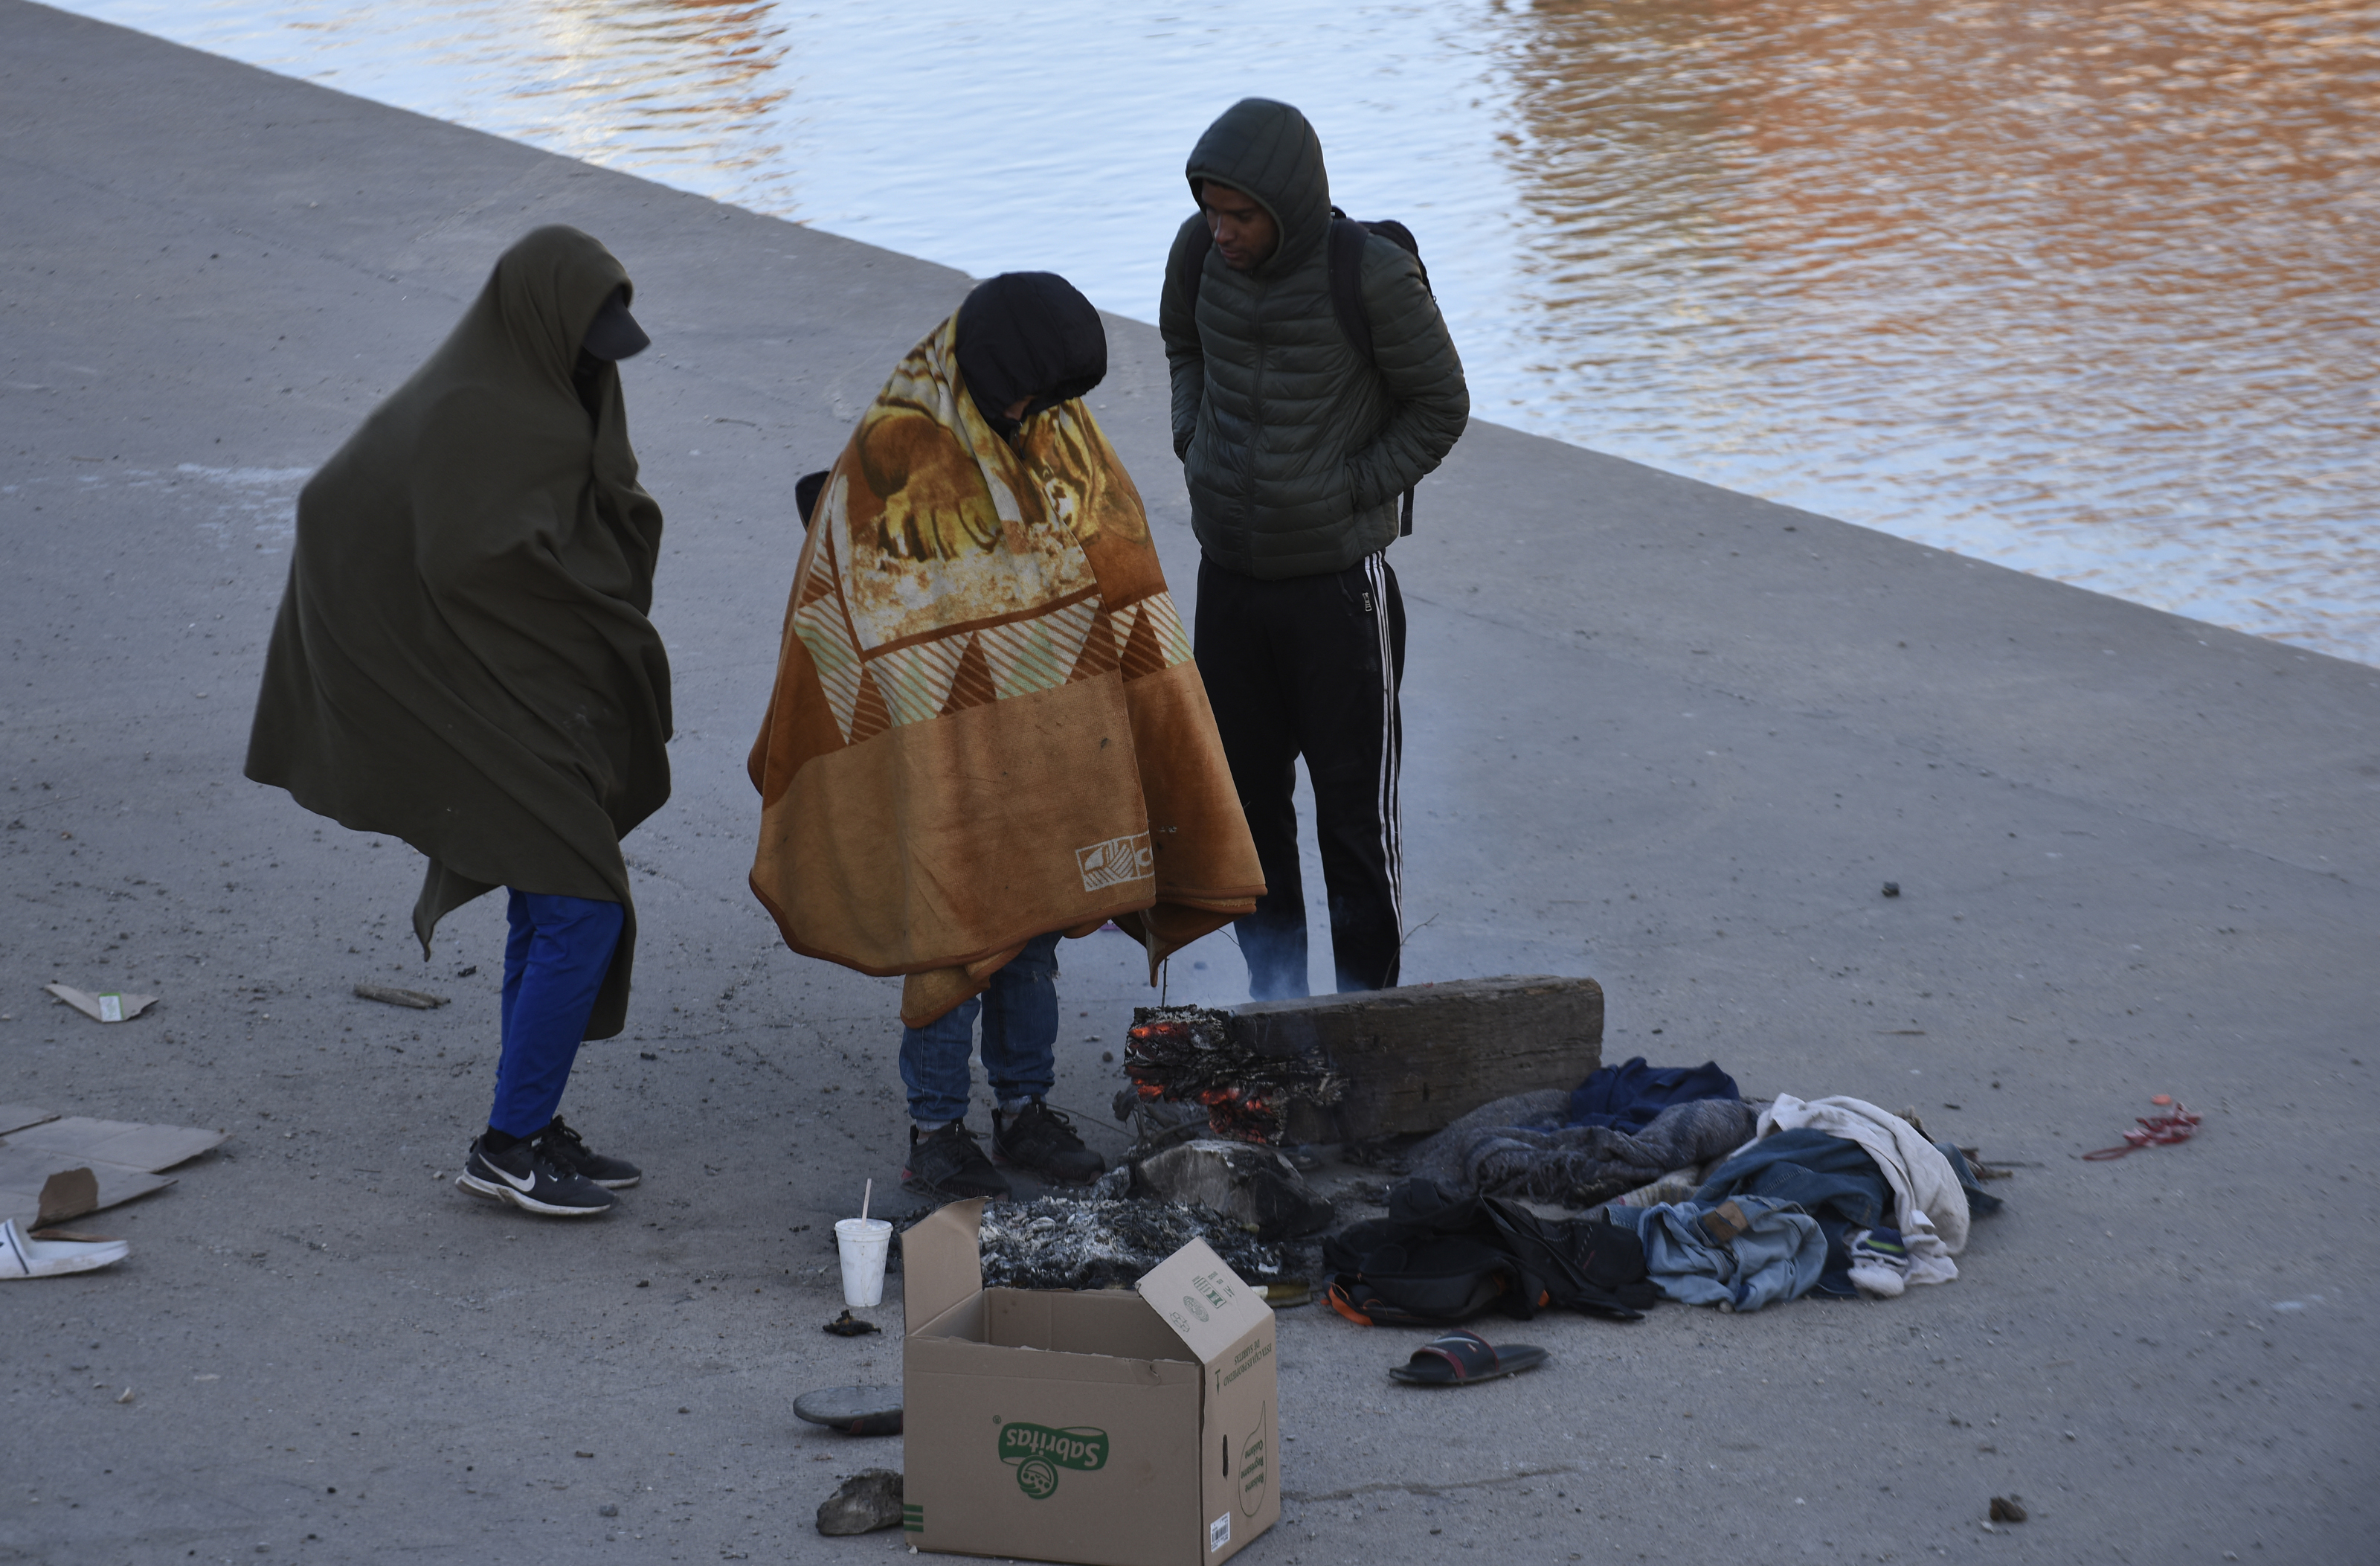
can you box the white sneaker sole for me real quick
[0,1219,129,1277]
[454,1171,613,1217]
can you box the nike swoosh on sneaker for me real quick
[489,1159,538,1193]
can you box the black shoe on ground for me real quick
[993,1100,1106,1185]
[533,1116,642,1189]
[457,1135,617,1217]
[905,1121,1012,1201]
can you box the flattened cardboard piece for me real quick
[0,1105,60,1137]
[0,1147,173,1229]
[904,1217,1279,1566]
[902,1198,987,1334]
[45,983,159,1024]
[4,1116,227,1172]
[1133,1240,1272,1364]
[36,1167,99,1227]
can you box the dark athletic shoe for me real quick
[456,1135,617,1217]
[904,1122,1011,1201]
[533,1117,642,1190]
[992,1100,1106,1185]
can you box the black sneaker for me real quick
[533,1117,641,1189]
[457,1135,617,1217]
[993,1100,1106,1185]
[904,1122,1011,1201]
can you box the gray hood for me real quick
[1185,97,1332,279]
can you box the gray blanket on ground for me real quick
[1403,1090,1761,1206]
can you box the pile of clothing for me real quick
[1322,1178,1659,1326]
[1399,1062,2005,1315]
[1401,1058,1758,1207]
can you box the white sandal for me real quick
[0,1218,129,1278]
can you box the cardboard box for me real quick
[902,1200,1279,1566]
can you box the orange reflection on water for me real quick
[515,1,792,165]
[1493,0,2377,655]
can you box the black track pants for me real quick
[1194,553,1406,998]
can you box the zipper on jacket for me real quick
[1240,276,1263,540]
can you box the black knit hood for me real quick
[956,272,1107,439]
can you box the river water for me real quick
[59,0,2379,664]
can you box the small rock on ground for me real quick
[817,1469,904,1535]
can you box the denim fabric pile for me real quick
[1403,1059,2007,1315]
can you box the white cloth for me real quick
[1752,1095,1969,1285]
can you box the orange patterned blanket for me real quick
[747,313,1261,1025]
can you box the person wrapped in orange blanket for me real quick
[747,273,1263,1198]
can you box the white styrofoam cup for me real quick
[835,1217,893,1309]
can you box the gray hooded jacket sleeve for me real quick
[1160,98,1468,580]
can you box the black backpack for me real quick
[1322,1178,1657,1326]
[1171,208,1432,537]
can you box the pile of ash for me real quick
[1122,1004,1345,1144]
[971,1196,1287,1292]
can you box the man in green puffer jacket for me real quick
[1161,97,1468,999]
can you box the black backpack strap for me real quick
[1328,212,1427,535]
[1166,221,1209,333]
[1326,215,1374,365]
[1171,225,1212,328]
[1363,219,1428,293]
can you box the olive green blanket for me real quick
[245,226,671,1038]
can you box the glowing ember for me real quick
[1122,1005,1345,1145]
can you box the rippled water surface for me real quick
[59,0,2379,662]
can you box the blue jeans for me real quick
[489,890,624,1137]
[1696,1127,1892,1299]
[898,931,1061,1126]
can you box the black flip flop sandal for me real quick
[1388,1328,1549,1387]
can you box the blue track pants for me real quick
[488,890,624,1137]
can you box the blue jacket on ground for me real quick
[1566,1056,1742,1131]
[1610,1194,1826,1312]
[1696,1127,1891,1297]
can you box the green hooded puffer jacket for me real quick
[1160,97,1469,581]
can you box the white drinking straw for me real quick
[861,1178,872,1224]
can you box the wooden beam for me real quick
[1232,975,1603,1143]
